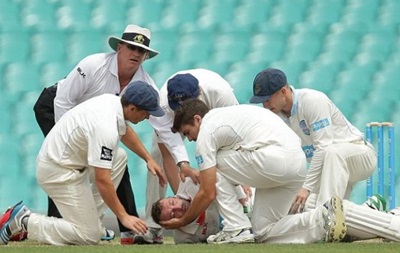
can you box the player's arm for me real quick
[158,142,180,193]
[94,167,147,234]
[121,125,167,186]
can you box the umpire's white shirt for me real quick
[39,94,126,170]
[54,52,155,122]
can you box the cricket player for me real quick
[160,99,400,244]
[0,82,167,245]
[139,69,239,243]
[249,68,376,212]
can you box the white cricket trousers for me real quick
[308,141,376,209]
[215,145,324,242]
[29,147,127,245]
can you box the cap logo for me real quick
[254,83,263,95]
[133,34,145,44]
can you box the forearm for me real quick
[159,143,180,193]
[96,172,127,220]
[181,189,214,225]
[303,149,325,192]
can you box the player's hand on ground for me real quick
[160,217,185,229]
[288,187,310,214]
[121,215,148,235]
[146,159,167,187]
[179,166,200,185]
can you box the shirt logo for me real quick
[100,146,113,161]
[302,145,315,158]
[195,155,204,165]
[311,118,330,132]
[77,67,86,78]
[299,120,310,135]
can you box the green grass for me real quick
[0,238,399,253]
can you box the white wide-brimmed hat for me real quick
[108,24,159,59]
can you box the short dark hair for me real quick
[171,98,210,133]
[151,199,163,225]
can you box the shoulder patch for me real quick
[100,146,113,161]
[195,155,204,165]
[311,118,330,132]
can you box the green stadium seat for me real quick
[341,0,380,24]
[233,0,275,29]
[91,0,127,31]
[176,26,214,64]
[268,0,310,26]
[31,32,67,64]
[56,0,93,31]
[67,31,108,64]
[198,0,238,28]
[152,62,193,87]
[0,31,31,64]
[0,0,23,32]
[41,61,75,86]
[212,27,251,64]
[283,31,324,62]
[20,0,58,31]
[247,31,287,63]
[125,0,165,27]
[307,0,346,24]
[298,61,342,94]
[162,0,201,28]
[12,91,42,136]
[3,62,42,104]
[269,60,307,85]
[146,26,179,62]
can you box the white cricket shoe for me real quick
[207,228,254,244]
[134,227,163,244]
[322,195,347,242]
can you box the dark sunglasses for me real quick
[124,43,147,54]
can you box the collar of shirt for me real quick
[290,85,299,116]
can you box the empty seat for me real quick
[56,0,93,31]
[3,62,42,103]
[0,31,31,64]
[283,31,324,62]
[31,31,67,64]
[91,0,127,31]
[67,31,108,64]
[125,0,165,27]
[20,0,58,31]
[247,31,287,63]
[307,0,345,24]
[198,0,238,28]
[162,0,201,28]
[233,0,274,28]
[0,0,23,32]
[176,26,214,64]
[269,60,307,85]
[212,27,251,64]
[41,61,75,86]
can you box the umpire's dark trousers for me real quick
[33,84,139,233]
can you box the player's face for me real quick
[160,197,190,222]
[262,89,286,114]
[127,107,150,124]
[180,123,200,142]
[117,43,148,70]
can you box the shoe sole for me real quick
[326,196,347,243]
[208,235,255,244]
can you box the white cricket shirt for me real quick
[195,105,301,171]
[277,88,364,191]
[151,68,239,163]
[39,94,126,170]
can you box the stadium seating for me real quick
[1,0,400,212]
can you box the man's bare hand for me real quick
[120,215,148,235]
[147,159,167,187]
[288,187,310,215]
[179,166,200,185]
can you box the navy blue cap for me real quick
[123,81,164,117]
[249,68,287,103]
[167,73,200,111]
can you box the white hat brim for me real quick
[108,36,159,59]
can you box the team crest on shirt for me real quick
[196,155,204,165]
[100,146,113,161]
[299,120,310,135]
